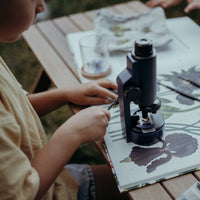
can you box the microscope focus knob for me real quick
[125,86,141,104]
[150,98,161,113]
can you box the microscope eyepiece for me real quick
[134,38,153,57]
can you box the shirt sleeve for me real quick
[0,106,40,200]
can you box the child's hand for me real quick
[184,0,200,13]
[146,0,183,9]
[66,79,118,105]
[62,106,110,144]
[146,0,200,13]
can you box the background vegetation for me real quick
[0,0,200,164]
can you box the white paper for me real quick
[67,17,200,83]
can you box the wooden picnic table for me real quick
[23,1,200,199]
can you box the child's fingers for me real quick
[98,107,111,121]
[184,1,200,12]
[146,0,183,8]
[100,86,117,99]
[97,79,118,90]
[146,0,165,8]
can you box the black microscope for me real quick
[117,38,164,145]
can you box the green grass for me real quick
[1,0,200,164]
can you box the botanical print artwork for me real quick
[103,65,200,191]
[108,65,200,175]
[160,66,200,105]
[109,25,131,37]
[109,25,131,46]
[109,25,152,45]
[120,133,198,173]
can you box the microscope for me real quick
[117,38,164,145]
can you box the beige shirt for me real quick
[0,57,78,200]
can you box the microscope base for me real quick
[130,126,164,146]
[128,111,164,145]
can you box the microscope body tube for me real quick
[127,50,157,106]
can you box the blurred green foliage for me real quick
[1,0,200,164]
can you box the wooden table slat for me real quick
[113,2,140,14]
[37,20,80,82]
[53,16,80,35]
[84,9,98,21]
[23,25,80,88]
[69,13,94,31]
[128,1,150,13]
[193,170,200,180]
[129,183,172,200]
[162,173,198,199]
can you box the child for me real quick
[0,1,128,200]
[146,0,200,13]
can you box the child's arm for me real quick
[27,79,117,116]
[31,106,110,200]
